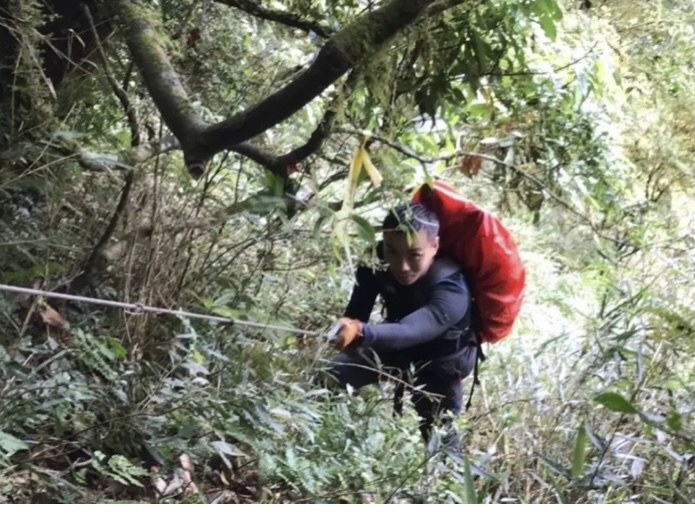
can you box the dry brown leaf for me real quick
[40,305,69,330]
[459,155,482,178]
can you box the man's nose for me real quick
[397,260,411,272]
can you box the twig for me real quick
[214,0,333,38]
[83,5,140,145]
[481,42,600,78]
[78,5,141,289]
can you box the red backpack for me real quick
[412,180,526,343]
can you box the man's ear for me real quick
[432,235,440,252]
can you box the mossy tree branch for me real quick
[112,0,461,178]
[113,0,204,149]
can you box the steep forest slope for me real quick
[1,0,693,503]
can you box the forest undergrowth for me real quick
[1,167,693,504]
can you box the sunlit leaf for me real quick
[538,16,557,40]
[360,149,383,188]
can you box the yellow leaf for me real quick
[349,146,364,186]
[334,144,365,246]
[343,146,363,209]
[192,349,205,364]
[361,148,383,187]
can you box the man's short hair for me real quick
[382,202,440,241]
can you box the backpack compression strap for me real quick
[465,337,486,411]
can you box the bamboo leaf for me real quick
[571,422,588,480]
[462,453,478,504]
[594,392,638,414]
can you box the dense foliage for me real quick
[1,0,693,504]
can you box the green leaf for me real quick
[571,422,588,480]
[533,0,563,20]
[106,454,149,487]
[462,453,478,504]
[0,431,29,454]
[467,102,492,120]
[539,16,557,40]
[666,411,683,432]
[594,392,638,414]
[351,214,376,244]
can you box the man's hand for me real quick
[331,317,363,351]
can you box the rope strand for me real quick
[0,284,321,337]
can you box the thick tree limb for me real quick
[230,141,282,174]
[277,70,359,172]
[214,0,333,38]
[112,0,453,177]
[196,0,441,159]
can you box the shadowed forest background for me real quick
[1,0,694,504]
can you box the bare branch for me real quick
[214,0,333,38]
[84,5,140,146]
[79,5,144,289]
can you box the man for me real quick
[323,202,480,452]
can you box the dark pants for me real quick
[322,345,478,448]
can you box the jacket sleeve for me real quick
[343,265,380,323]
[360,275,470,352]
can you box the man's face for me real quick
[383,229,439,286]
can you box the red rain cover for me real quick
[413,180,526,343]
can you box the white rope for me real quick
[0,284,321,337]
